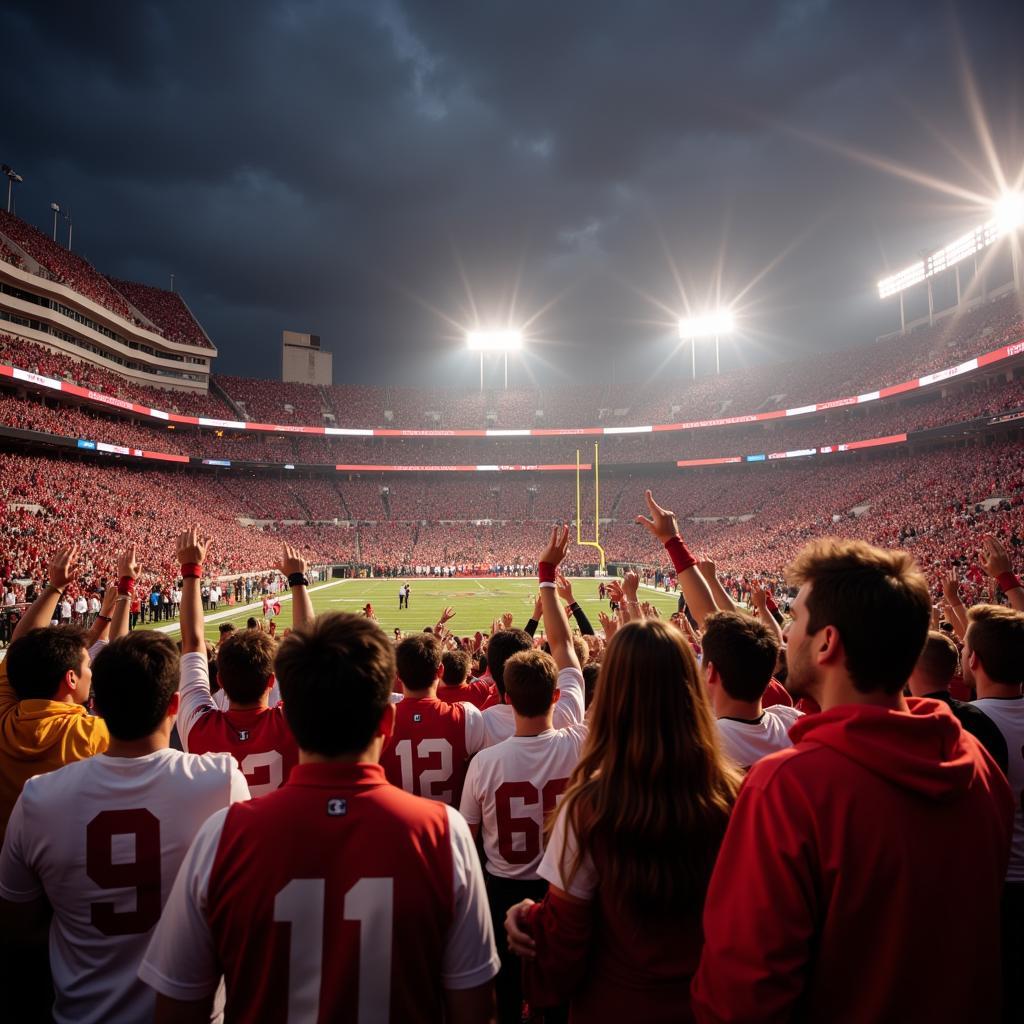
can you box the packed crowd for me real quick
[105,278,213,350]
[0,334,231,418]
[0,489,1020,1022]
[0,212,137,323]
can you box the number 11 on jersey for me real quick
[274,877,393,1023]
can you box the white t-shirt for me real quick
[537,802,597,900]
[88,596,101,614]
[460,723,588,880]
[0,748,249,1024]
[973,697,1024,882]
[480,666,585,748]
[74,596,88,614]
[715,705,803,770]
[138,803,498,1002]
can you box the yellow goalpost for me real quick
[575,442,606,570]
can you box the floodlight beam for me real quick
[466,329,523,352]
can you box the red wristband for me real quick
[117,576,136,596]
[538,561,557,584]
[996,571,1022,594]
[664,536,697,573]
[181,562,203,580]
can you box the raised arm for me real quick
[556,574,595,636]
[940,570,968,640]
[177,528,213,655]
[110,546,140,642]
[636,490,717,627]
[84,586,117,649]
[538,525,580,672]
[525,593,543,637]
[275,543,314,632]
[699,557,738,612]
[750,583,784,647]
[980,535,1024,613]
[12,545,79,642]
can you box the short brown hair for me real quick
[275,612,395,757]
[966,604,1024,686]
[914,630,960,687]
[504,650,558,717]
[7,625,89,701]
[441,649,471,686]
[786,538,930,695]
[701,611,779,703]
[396,632,442,691]
[216,629,276,704]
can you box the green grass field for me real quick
[141,577,687,644]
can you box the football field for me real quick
[144,576,686,644]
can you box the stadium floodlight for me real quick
[2,165,22,214]
[466,329,523,390]
[878,191,1024,301]
[993,191,1024,235]
[466,329,523,352]
[678,309,735,376]
[51,202,61,241]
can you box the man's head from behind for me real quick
[7,625,91,703]
[441,649,471,687]
[486,628,534,696]
[907,630,960,697]
[784,539,930,701]
[701,611,780,704]
[396,632,442,693]
[92,632,179,741]
[962,604,1024,691]
[275,612,396,758]
[216,629,276,704]
[503,649,559,718]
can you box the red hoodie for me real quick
[692,698,1014,1024]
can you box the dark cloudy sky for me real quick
[4,0,1022,387]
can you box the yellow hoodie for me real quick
[0,659,109,844]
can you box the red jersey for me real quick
[139,762,499,1023]
[379,696,486,806]
[179,652,298,797]
[761,678,793,708]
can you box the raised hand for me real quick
[176,526,213,566]
[980,535,1013,578]
[501,611,514,629]
[622,571,640,601]
[47,544,79,591]
[598,610,618,639]
[438,606,456,625]
[531,592,543,621]
[940,570,961,605]
[749,582,768,613]
[697,556,716,578]
[607,579,624,605]
[555,573,575,605]
[116,544,140,580]
[539,523,572,567]
[275,542,308,578]
[635,489,680,544]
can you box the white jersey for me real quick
[460,723,588,880]
[973,697,1024,881]
[480,666,586,747]
[715,705,803,770]
[0,748,249,1024]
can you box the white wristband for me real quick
[539,582,557,590]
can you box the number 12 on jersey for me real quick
[274,877,393,1023]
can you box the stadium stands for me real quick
[107,277,213,349]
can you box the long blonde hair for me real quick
[553,619,742,915]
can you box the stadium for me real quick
[1,3,1022,1022]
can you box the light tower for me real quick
[466,328,523,390]
[678,309,736,376]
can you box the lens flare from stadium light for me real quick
[993,191,1024,234]
[678,310,735,338]
[465,329,524,352]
